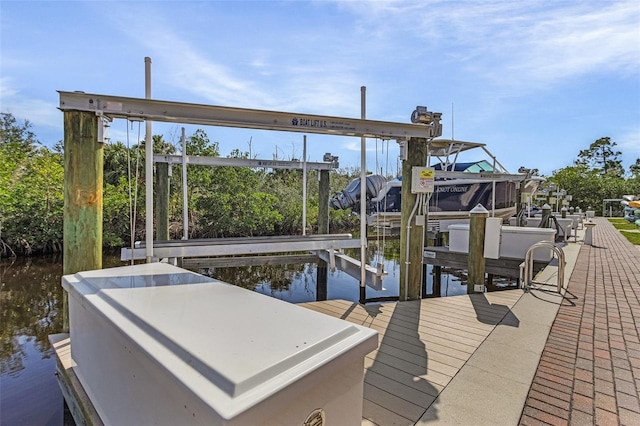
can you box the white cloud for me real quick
[0,77,60,130]
[337,0,640,93]
[106,3,369,117]
[0,77,18,100]
[501,2,640,85]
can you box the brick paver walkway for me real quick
[520,218,640,425]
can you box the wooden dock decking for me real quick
[53,290,528,426]
[300,291,525,425]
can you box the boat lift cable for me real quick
[374,137,387,277]
[126,122,133,264]
[382,139,390,273]
[134,123,141,249]
[126,120,142,265]
[181,128,188,240]
[375,137,380,266]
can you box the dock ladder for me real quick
[520,241,566,293]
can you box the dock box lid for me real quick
[448,224,470,231]
[62,264,378,419]
[501,226,557,235]
[62,262,217,294]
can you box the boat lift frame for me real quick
[59,89,439,299]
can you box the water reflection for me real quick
[0,256,66,424]
[0,256,64,377]
[197,258,403,303]
[0,254,123,425]
[0,243,497,424]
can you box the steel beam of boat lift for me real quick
[58,91,431,140]
[121,234,361,259]
[154,154,338,171]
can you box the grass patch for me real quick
[608,218,639,231]
[619,231,640,245]
[608,218,640,245]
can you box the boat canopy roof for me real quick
[428,139,486,157]
[432,160,494,173]
[427,139,512,174]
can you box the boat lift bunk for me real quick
[121,234,385,291]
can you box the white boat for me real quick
[330,139,544,229]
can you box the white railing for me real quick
[521,241,566,293]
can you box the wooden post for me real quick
[421,263,428,297]
[516,182,525,226]
[468,204,489,294]
[316,170,330,301]
[155,162,170,240]
[63,111,104,331]
[541,203,551,228]
[316,265,328,301]
[318,170,330,234]
[399,137,428,300]
[433,266,442,297]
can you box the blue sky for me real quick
[1,0,639,176]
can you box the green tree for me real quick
[629,158,640,179]
[0,113,38,150]
[627,158,640,197]
[0,113,64,256]
[0,117,363,256]
[103,176,134,247]
[104,141,134,186]
[575,137,623,176]
[552,165,621,212]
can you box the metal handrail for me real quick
[522,241,566,293]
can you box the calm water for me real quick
[0,243,475,425]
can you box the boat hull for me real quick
[365,180,520,228]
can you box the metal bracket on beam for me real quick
[95,112,111,144]
[328,248,336,272]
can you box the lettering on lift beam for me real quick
[291,117,328,128]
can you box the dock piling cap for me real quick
[470,204,489,214]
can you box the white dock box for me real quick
[448,224,556,261]
[62,263,378,425]
[448,224,470,253]
[500,226,557,261]
[508,217,574,238]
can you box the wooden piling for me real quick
[316,170,330,301]
[541,204,551,228]
[516,183,526,226]
[318,170,330,234]
[468,204,489,294]
[433,266,442,297]
[399,137,428,300]
[63,111,104,330]
[155,162,169,240]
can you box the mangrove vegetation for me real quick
[1,112,639,257]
